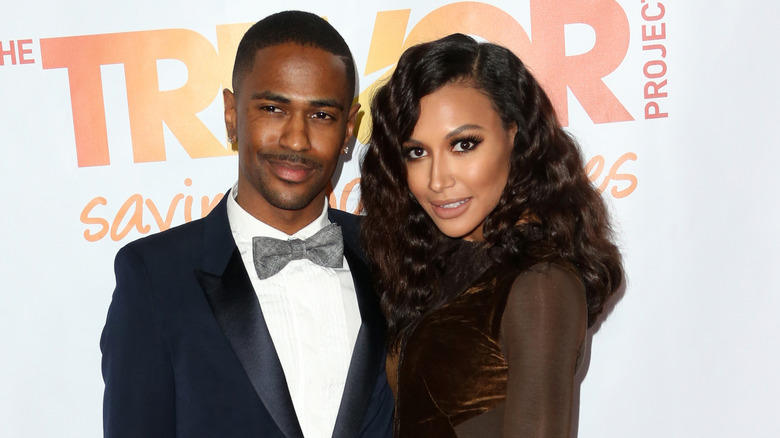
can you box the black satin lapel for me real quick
[196,249,303,438]
[331,245,386,438]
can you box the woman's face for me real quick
[403,83,517,241]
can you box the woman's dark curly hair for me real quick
[360,34,623,349]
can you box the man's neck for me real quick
[235,192,327,236]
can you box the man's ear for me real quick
[223,88,238,151]
[343,102,361,148]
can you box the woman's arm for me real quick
[501,263,588,437]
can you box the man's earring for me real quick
[228,136,237,148]
[342,145,350,155]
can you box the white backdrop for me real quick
[1,1,778,437]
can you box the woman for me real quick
[360,34,623,437]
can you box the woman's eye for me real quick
[404,147,427,160]
[452,138,479,152]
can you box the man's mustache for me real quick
[258,152,324,170]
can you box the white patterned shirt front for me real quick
[226,186,360,438]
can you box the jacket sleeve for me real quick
[358,349,395,438]
[500,263,588,438]
[100,245,176,437]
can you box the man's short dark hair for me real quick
[232,10,356,99]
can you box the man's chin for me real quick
[263,189,325,212]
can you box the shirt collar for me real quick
[226,182,330,241]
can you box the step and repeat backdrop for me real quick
[1,1,778,436]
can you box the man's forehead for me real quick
[237,43,351,104]
[251,43,346,76]
[255,41,332,55]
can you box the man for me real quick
[100,11,394,438]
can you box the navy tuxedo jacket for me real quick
[100,193,394,437]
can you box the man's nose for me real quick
[279,113,311,151]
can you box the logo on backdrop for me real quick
[4,1,666,241]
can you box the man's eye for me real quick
[260,105,283,113]
[311,111,334,120]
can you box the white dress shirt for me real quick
[226,186,361,438]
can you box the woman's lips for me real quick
[429,197,471,219]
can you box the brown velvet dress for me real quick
[388,241,587,438]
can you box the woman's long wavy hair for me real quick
[361,34,623,349]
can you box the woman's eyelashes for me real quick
[450,135,483,153]
[403,146,427,160]
[403,135,484,161]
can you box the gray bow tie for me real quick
[252,223,344,280]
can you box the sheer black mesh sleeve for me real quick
[499,263,587,437]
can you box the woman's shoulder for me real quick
[500,262,588,352]
[510,262,585,296]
